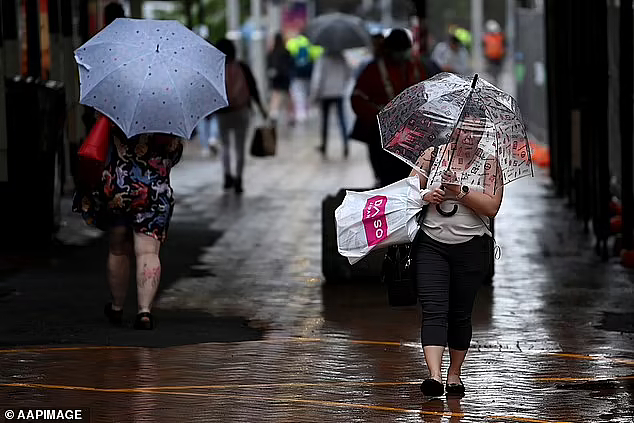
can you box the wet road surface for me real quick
[0,122,633,422]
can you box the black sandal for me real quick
[104,303,123,326]
[446,378,465,395]
[421,378,444,397]
[133,312,154,330]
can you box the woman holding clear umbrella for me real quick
[378,72,532,396]
[411,104,501,396]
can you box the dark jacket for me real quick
[217,61,265,115]
[267,48,294,91]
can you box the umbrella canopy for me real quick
[74,18,228,139]
[378,72,533,195]
[304,13,371,52]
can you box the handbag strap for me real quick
[404,147,438,268]
[377,59,395,100]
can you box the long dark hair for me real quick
[272,33,285,53]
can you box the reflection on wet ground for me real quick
[0,125,632,422]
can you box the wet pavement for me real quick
[0,121,633,422]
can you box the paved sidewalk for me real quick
[0,121,633,422]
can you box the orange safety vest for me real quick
[483,33,505,60]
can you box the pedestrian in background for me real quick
[412,105,501,397]
[267,33,295,126]
[215,38,267,194]
[286,34,321,122]
[483,20,506,86]
[310,50,352,158]
[351,28,426,187]
[104,1,124,26]
[431,31,471,75]
[73,127,183,331]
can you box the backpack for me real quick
[294,45,313,79]
[226,61,250,108]
[483,33,505,61]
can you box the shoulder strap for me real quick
[377,59,395,99]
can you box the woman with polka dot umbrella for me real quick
[72,18,227,331]
[74,18,228,139]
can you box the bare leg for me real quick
[447,348,467,385]
[107,226,132,310]
[423,346,445,383]
[134,232,161,318]
[269,90,282,120]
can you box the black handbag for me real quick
[382,207,428,307]
[250,124,277,157]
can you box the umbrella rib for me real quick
[79,51,155,103]
[77,40,146,50]
[168,54,225,95]
[162,60,189,136]
[127,53,161,136]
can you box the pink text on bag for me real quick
[363,195,388,247]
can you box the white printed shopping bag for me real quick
[335,176,425,264]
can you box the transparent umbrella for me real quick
[378,72,533,214]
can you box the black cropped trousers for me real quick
[415,232,491,350]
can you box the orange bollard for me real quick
[621,249,634,268]
[611,216,623,234]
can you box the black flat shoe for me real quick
[421,378,444,397]
[104,303,123,326]
[133,312,154,330]
[446,378,465,395]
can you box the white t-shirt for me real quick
[422,181,491,244]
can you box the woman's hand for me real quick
[423,188,446,204]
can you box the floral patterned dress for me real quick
[73,131,183,243]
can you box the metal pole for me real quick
[130,0,143,19]
[2,0,20,77]
[380,0,392,28]
[504,0,516,97]
[269,0,283,36]
[362,0,373,16]
[26,0,42,78]
[0,5,8,182]
[250,0,266,103]
[620,0,633,250]
[48,0,64,81]
[61,0,80,187]
[470,0,484,74]
[226,0,243,60]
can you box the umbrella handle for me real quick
[436,203,458,217]
[436,183,458,217]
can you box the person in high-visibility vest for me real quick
[285,35,323,122]
[483,20,506,85]
[448,25,472,50]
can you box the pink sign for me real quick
[363,196,388,247]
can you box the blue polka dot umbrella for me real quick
[74,18,228,139]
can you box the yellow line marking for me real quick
[0,338,632,368]
[1,381,421,391]
[119,381,422,390]
[489,417,572,423]
[3,383,573,422]
[551,353,595,361]
[0,346,134,354]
